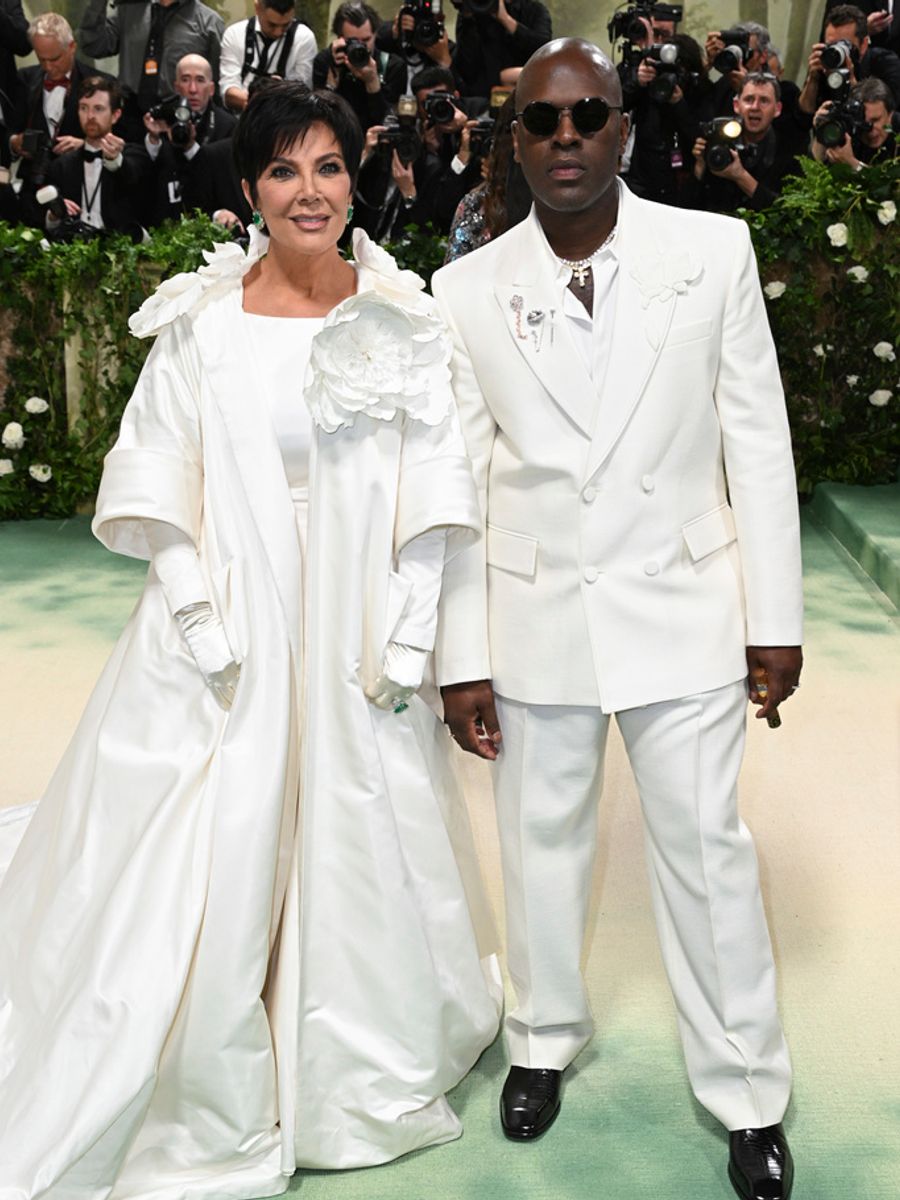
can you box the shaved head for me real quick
[518,38,623,109]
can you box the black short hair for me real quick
[260,0,296,13]
[331,3,380,37]
[78,75,122,111]
[233,81,364,201]
[410,66,456,94]
[824,4,868,39]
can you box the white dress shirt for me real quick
[42,75,70,137]
[219,18,317,103]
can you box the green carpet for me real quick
[2,511,899,1198]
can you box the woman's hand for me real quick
[175,602,241,710]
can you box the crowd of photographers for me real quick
[0,0,897,247]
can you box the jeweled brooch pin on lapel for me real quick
[509,294,528,341]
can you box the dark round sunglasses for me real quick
[515,98,622,137]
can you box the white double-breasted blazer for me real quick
[431,184,803,712]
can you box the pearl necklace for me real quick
[557,226,617,288]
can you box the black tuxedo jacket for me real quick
[145,104,237,226]
[45,144,149,236]
[0,0,29,142]
[12,60,117,142]
[185,135,251,228]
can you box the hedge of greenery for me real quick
[1,160,897,520]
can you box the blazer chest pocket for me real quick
[682,503,737,562]
[487,524,539,577]
[666,318,713,348]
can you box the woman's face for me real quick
[249,122,353,255]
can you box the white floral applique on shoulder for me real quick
[304,230,453,434]
[129,226,269,339]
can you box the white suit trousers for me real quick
[493,682,792,1131]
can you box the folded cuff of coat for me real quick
[395,454,480,558]
[93,447,203,561]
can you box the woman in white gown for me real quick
[0,84,502,1200]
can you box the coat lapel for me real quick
[584,186,682,482]
[192,289,302,661]
[493,213,596,438]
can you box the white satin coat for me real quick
[0,232,502,1200]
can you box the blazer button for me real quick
[644,561,660,576]
[641,474,655,494]
[584,566,600,583]
[582,486,598,504]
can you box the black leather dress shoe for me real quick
[499,1066,562,1140]
[728,1124,794,1199]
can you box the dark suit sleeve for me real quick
[0,0,30,57]
[78,0,121,59]
[509,0,552,58]
[381,53,407,106]
[867,47,900,106]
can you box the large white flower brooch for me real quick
[629,249,702,309]
[305,291,453,433]
[129,226,269,339]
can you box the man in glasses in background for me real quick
[431,36,802,1200]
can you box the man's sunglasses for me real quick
[515,98,622,137]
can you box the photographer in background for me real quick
[31,76,147,238]
[8,15,114,170]
[376,2,456,93]
[451,0,551,99]
[798,5,900,118]
[312,2,405,130]
[823,1,900,58]
[703,21,802,128]
[688,72,802,212]
[143,53,235,225]
[79,0,224,115]
[623,31,707,205]
[0,0,29,162]
[219,0,316,113]
[810,75,897,166]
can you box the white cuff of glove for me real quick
[176,601,241,710]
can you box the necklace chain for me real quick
[557,226,617,288]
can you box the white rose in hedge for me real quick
[764,281,787,299]
[813,343,825,358]
[25,396,50,414]
[847,265,869,283]
[873,341,896,361]
[28,463,52,483]
[846,375,859,387]
[2,421,25,449]
[868,390,891,407]
[877,200,896,225]
[0,458,13,476]
[826,222,849,247]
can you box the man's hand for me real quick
[826,137,860,168]
[54,135,84,155]
[494,0,517,35]
[423,30,452,67]
[62,197,81,217]
[746,646,802,721]
[441,679,502,760]
[457,118,479,166]
[692,135,707,179]
[705,31,724,62]
[143,110,169,143]
[213,208,244,231]
[868,10,891,36]
[709,147,757,195]
[9,132,25,158]
[99,132,124,161]
[636,57,656,87]
[390,149,416,200]
[362,123,384,165]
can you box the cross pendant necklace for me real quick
[557,226,617,289]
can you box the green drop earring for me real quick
[346,203,354,223]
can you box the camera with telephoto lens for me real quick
[423,89,458,126]
[399,0,444,52]
[700,116,744,170]
[342,37,371,68]
[712,29,751,73]
[377,94,422,165]
[607,3,682,43]
[21,129,54,187]
[148,94,197,147]
[814,97,870,146]
[820,39,857,71]
[641,41,688,101]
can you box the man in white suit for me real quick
[431,38,802,1200]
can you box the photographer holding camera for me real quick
[375,3,456,92]
[219,0,316,113]
[79,0,224,117]
[142,53,236,224]
[798,4,900,118]
[688,72,802,212]
[622,31,707,205]
[30,76,147,238]
[312,2,405,131]
[7,13,120,186]
[810,75,897,167]
[450,0,551,99]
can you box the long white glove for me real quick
[175,601,241,711]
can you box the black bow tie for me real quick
[82,147,103,163]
